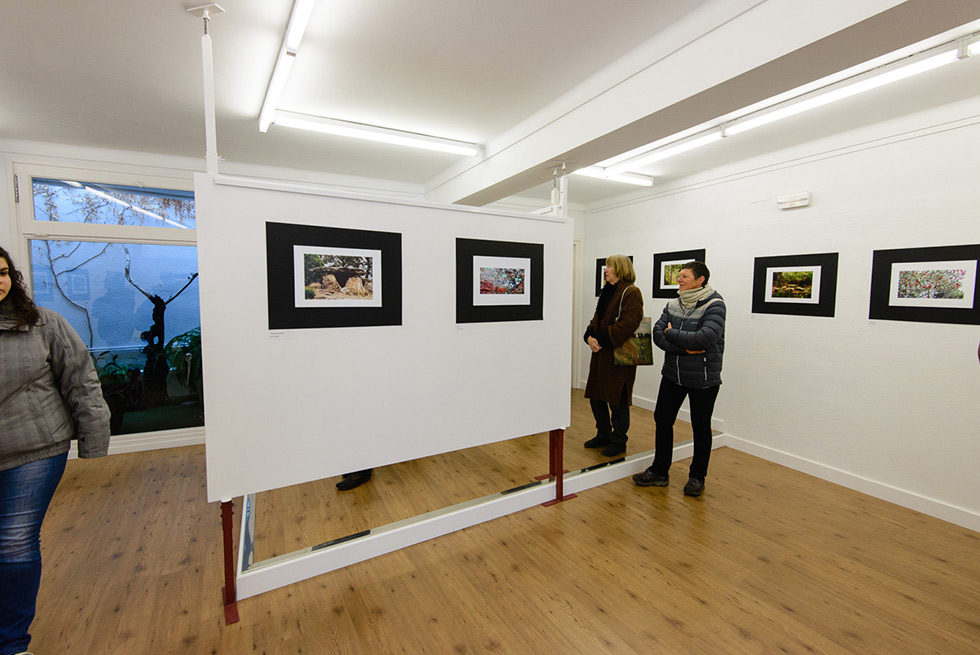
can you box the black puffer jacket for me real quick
[652,292,725,388]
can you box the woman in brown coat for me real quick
[583,254,643,456]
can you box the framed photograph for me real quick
[266,222,402,329]
[652,249,706,298]
[870,244,980,324]
[752,253,838,317]
[594,255,633,296]
[456,238,543,323]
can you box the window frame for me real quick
[12,163,203,447]
[14,164,197,251]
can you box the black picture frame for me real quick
[594,255,633,296]
[456,238,544,323]
[751,252,839,317]
[869,244,980,325]
[266,221,402,329]
[652,249,706,298]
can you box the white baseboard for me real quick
[68,427,205,459]
[725,434,980,533]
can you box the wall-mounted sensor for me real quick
[776,192,811,210]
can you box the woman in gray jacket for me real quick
[0,246,110,655]
[633,261,725,497]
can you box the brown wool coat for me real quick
[584,282,643,406]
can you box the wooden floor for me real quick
[33,390,980,654]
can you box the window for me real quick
[15,167,202,436]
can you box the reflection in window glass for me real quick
[30,240,204,435]
[32,178,196,229]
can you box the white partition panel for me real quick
[195,174,573,501]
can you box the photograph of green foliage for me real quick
[752,253,838,317]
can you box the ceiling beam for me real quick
[425,0,980,206]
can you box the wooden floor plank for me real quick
[29,389,980,654]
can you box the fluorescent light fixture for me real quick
[274,110,481,156]
[609,131,723,174]
[573,166,653,186]
[259,51,295,132]
[258,0,316,133]
[727,49,959,136]
[598,30,977,177]
[284,0,317,51]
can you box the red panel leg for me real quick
[221,500,240,625]
[542,429,576,506]
[535,428,571,480]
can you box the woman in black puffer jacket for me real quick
[633,261,725,498]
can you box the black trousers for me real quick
[650,377,719,481]
[589,386,631,445]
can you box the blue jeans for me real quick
[0,452,68,655]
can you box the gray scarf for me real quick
[678,284,714,309]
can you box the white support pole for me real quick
[202,31,219,175]
[189,4,224,174]
[556,164,569,218]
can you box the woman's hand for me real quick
[587,336,602,353]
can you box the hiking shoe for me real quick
[683,477,705,497]
[632,468,669,487]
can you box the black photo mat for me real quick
[266,221,402,329]
[652,249,706,298]
[456,238,544,323]
[594,255,633,296]
[751,252,839,317]
[869,244,980,325]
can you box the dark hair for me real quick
[0,245,40,328]
[682,261,710,286]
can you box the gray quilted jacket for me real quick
[652,291,726,388]
[0,305,110,471]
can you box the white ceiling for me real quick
[1,0,978,207]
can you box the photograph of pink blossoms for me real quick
[896,268,967,300]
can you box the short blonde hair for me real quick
[605,254,636,283]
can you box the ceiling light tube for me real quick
[259,50,296,133]
[572,166,654,186]
[274,110,481,156]
[726,49,959,136]
[258,0,315,133]
[284,0,317,51]
[609,131,723,174]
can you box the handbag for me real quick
[613,288,653,366]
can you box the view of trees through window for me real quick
[29,179,203,435]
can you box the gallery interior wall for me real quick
[578,94,980,528]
